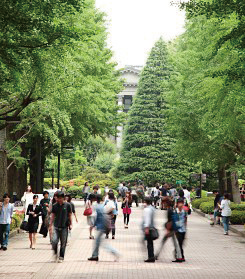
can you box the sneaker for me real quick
[58,257,64,263]
[224,232,229,235]
[172,258,183,263]
[112,236,115,240]
[2,247,7,251]
[88,257,99,261]
[144,258,155,263]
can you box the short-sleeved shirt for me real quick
[52,202,72,228]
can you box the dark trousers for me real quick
[146,236,154,259]
[0,224,10,247]
[124,214,130,225]
[40,215,48,237]
[106,215,117,236]
[52,227,68,259]
[176,232,186,259]
[132,195,138,206]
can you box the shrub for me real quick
[192,197,213,209]
[10,213,23,231]
[93,152,116,173]
[230,210,245,225]
[199,201,214,214]
[230,203,245,211]
[66,186,84,198]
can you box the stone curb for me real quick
[9,228,24,239]
[193,208,245,238]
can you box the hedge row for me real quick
[192,198,245,224]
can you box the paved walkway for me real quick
[1,203,245,279]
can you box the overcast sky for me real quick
[96,0,186,67]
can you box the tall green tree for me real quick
[166,9,244,202]
[118,38,190,184]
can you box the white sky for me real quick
[95,0,186,67]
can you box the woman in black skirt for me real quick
[26,195,43,249]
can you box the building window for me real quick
[124,95,132,112]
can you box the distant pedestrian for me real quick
[85,193,96,239]
[152,184,161,208]
[88,195,119,262]
[50,192,72,263]
[142,197,158,262]
[122,192,132,228]
[83,182,90,203]
[104,192,118,239]
[0,193,14,251]
[172,198,188,262]
[65,194,78,223]
[21,186,33,219]
[183,186,191,204]
[219,193,232,235]
[213,190,222,225]
[39,191,50,238]
[131,183,139,207]
[27,195,43,249]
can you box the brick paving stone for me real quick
[0,202,245,279]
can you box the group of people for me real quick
[1,179,234,264]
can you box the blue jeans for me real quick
[92,230,118,258]
[222,216,230,233]
[52,227,68,259]
[0,224,10,247]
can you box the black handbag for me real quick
[149,227,159,240]
[20,220,29,231]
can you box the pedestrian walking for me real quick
[49,192,72,263]
[131,183,139,207]
[122,192,132,228]
[65,194,78,223]
[104,192,118,239]
[48,192,58,243]
[142,197,158,262]
[21,186,33,220]
[26,195,43,249]
[212,190,222,225]
[0,193,14,251]
[83,182,90,203]
[88,195,119,262]
[84,193,96,239]
[172,198,188,262]
[152,184,161,208]
[219,193,232,235]
[39,191,50,238]
[155,197,182,261]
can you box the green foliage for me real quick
[230,210,245,225]
[93,152,116,173]
[192,197,214,209]
[66,186,84,198]
[199,201,214,214]
[1,0,122,176]
[83,136,116,165]
[117,38,191,185]
[10,213,23,231]
[230,203,245,211]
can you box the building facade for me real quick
[116,65,142,148]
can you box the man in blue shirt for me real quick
[0,193,14,250]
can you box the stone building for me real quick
[116,65,142,148]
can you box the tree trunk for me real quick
[0,150,8,197]
[231,171,241,204]
[218,166,227,195]
[226,171,233,200]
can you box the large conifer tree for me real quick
[118,38,189,184]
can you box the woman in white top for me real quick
[219,193,232,235]
[21,186,33,220]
